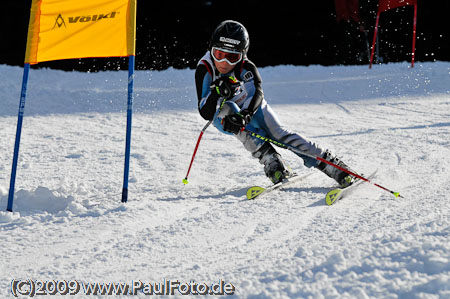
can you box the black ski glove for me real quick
[211,76,240,99]
[222,109,253,134]
[223,113,246,134]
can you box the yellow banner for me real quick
[25,0,136,64]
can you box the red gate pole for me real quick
[369,12,381,69]
[411,3,417,68]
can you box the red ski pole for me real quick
[183,120,212,184]
[245,129,402,198]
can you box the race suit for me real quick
[194,51,325,168]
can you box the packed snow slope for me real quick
[1,62,449,298]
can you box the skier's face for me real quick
[214,60,234,74]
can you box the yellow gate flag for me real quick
[25,0,136,64]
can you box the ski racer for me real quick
[194,20,355,186]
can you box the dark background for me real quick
[1,0,448,72]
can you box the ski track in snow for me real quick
[1,62,449,298]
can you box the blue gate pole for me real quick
[7,63,31,212]
[121,55,135,203]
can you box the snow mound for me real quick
[0,186,86,216]
[0,211,20,223]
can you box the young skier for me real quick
[194,20,355,186]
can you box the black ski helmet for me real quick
[210,20,250,57]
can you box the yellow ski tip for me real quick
[247,186,265,200]
[326,188,343,205]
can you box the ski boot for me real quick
[253,143,292,184]
[317,150,355,187]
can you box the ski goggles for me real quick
[211,47,243,65]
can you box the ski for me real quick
[325,170,378,205]
[246,173,313,200]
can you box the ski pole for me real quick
[183,120,212,184]
[245,129,402,198]
[183,98,230,184]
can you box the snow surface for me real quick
[1,62,449,298]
